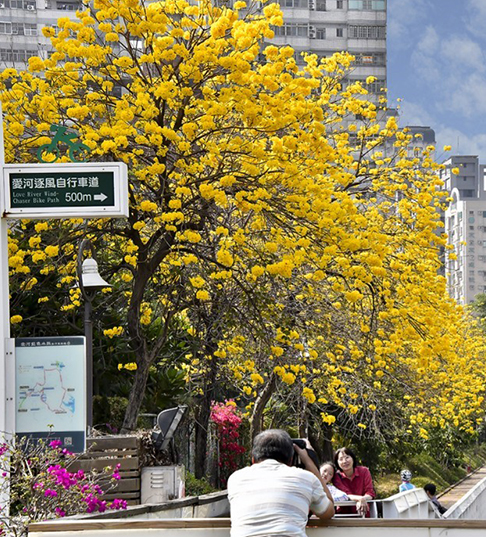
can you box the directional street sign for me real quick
[2,162,128,219]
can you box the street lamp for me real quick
[76,239,111,432]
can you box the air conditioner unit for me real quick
[0,4,5,9]
[26,4,35,9]
[308,0,315,9]
[309,25,316,38]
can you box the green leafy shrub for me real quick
[185,471,217,496]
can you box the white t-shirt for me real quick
[227,459,331,537]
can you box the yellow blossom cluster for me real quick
[2,0,486,441]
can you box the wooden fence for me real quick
[69,436,141,505]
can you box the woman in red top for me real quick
[332,447,375,516]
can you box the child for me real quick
[399,469,415,492]
[320,462,350,502]
[424,483,447,514]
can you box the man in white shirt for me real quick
[227,429,334,537]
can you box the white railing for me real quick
[28,517,486,537]
[379,487,433,519]
[445,475,486,520]
[332,488,433,519]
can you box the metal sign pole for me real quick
[0,103,12,521]
[0,104,11,436]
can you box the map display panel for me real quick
[15,337,86,452]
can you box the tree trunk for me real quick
[249,373,276,441]
[321,431,334,463]
[194,355,218,478]
[309,422,334,464]
[120,357,151,433]
[298,396,308,438]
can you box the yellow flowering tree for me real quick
[2,0,486,471]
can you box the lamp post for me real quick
[76,239,111,432]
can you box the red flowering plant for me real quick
[0,436,126,536]
[210,401,245,487]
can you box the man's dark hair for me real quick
[252,429,294,465]
[334,447,358,470]
[424,483,437,496]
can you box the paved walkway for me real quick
[439,466,486,508]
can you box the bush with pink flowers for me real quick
[0,436,127,536]
[210,401,245,486]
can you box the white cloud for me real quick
[443,72,486,117]
[465,0,486,39]
[435,127,486,162]
[409,25,486,118]
[397,101,486,162]
[387,0,432,49]
[441,36,485,72]
[396,101,435,129]
[410,26,441,83]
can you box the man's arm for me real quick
[294,444,334,520]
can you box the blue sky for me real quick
[387,0,486,161]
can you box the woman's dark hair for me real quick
[252,429,294,465]
[334,447,358,471]
[424,483,437,496]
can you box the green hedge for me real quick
[374,444,486,498]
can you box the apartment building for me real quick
[0,0,80,66]
[442,156,486,305]
[0,0,386,85]
[268,0,387,97]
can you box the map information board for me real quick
[15,337,86,452]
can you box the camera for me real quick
[291,438,320,470]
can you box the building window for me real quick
[336,27,343,37]
[273,23,308,37]
[349,25,386,39]
[349,0,385,9]
[336,0,343,7]
[0,48,37,62]
[316,0,326,10]
[348,77,385,94]
[353,53,385,66]
[24,23,37,35]
[0,22,37,35]
[316,27,326,39]
[279,0,308,8]
[56,1,79,9]
[2,0,36,8]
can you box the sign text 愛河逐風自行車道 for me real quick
[9,172,115,208]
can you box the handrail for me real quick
[29,517,486,533]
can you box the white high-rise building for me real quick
[269,0,386,97]
[442,156,486,305]
[0,0,386,86]
[0,0,80,66]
